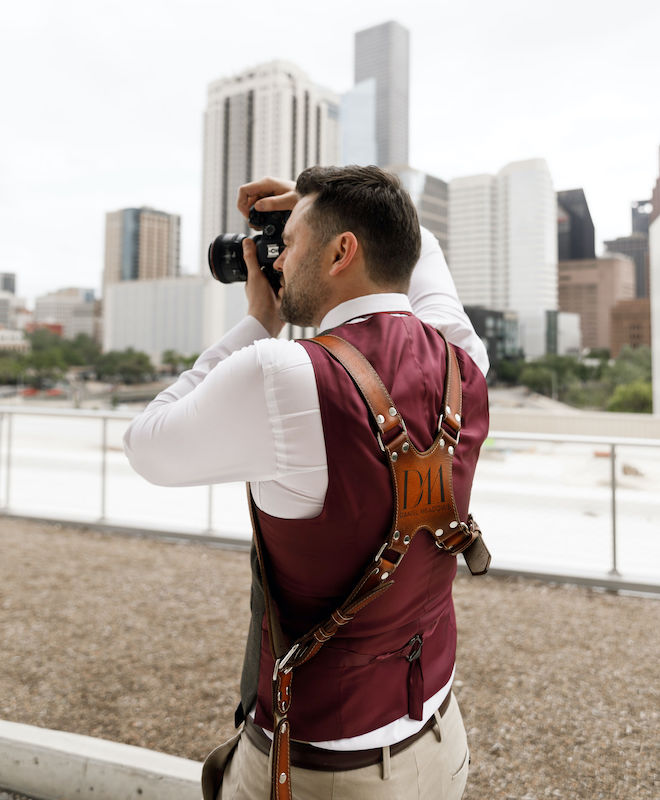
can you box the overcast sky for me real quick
[2,0,659,306]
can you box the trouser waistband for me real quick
[244,690,453,772]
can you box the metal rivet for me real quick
[448,446,454,455]
[440,439,445,448]
[391,452,398,462]
[403,535,411,545]
[376,414,385,425]
[279,773,287,784]
[402,441,410,452]
[389,407,397,417]
[435,528,443,537]
[450,521,458,529]
[381,572,389,581]
[445,405,451,416]
[393,530,400,541]
[455,413,461,423]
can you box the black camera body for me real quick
[207,207,290,293]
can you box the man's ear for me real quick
[328,232,359,277]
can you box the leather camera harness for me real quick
[248,332,491,800]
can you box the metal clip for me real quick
[406,634,423,662]
[274,643,299,678]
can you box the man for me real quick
[124,166,489,799]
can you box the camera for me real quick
[207,207,290,293]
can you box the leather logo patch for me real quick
[402,467,446,510]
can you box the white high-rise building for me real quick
[352,21,409,168]
[448,159,558,358]
[448,175,498,308]
[200,60,340,333]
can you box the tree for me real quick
[518,365,555,396]
[606,381,652,413]
[162,349,183,375]
[95,349,155,385]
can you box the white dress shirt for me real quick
[124,227,488,748]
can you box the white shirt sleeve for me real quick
[123,316,324,490]
[409,227,489,376]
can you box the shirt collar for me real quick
[318,293,412,332]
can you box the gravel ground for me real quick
[0,518,658,800]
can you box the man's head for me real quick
[294,165,421,291]
[274,165,421,327]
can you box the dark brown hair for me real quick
[295,165,421,290]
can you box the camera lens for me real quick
[208,234,248,283]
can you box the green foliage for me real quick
[494,358,525,385]
[518,365,555,396]
[603,346,651,387]
[511,345,653,413]
[95,349,155,385]
[0,355,26,384]
[606,381,652,413]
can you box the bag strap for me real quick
[249,331,489,800]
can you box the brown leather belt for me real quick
[244,691,453,772]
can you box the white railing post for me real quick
[100,417,108,522]
[206,485,213,532]
[609,442,619,576]
[5,413,12,511]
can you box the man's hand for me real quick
[237,177,297,220]
[243,238,284,338]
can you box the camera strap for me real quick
[247,331,490,800]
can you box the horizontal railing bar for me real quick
[487,429,660,449]
[0,406,135,421]
[2,406,660,449]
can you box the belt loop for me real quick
[433,709,442,742]
[381,745,391,780]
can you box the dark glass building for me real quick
[557,189,595,261]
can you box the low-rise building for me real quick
[558,256,635,351]
[610,298,651,357]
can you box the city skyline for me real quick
[2,0,660,305]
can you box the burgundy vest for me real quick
[252,312,489,740]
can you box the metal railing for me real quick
[1,405,658,590]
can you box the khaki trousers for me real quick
[219,692,469,800]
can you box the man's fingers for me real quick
[254,191,298,212]
[242,238,262,278]
[237,177,296,219]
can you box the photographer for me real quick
[124,165,489,799]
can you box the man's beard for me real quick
[279,250,330,327]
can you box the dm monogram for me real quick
[402,467,446,510]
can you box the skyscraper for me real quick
[200,60,340,266]
[0,273,16,294]
[557,189,595,261]
[393,167,449,254]
[199,60,340,334]
[448,159,558,358]
[448,174,498,308]
[353,21,409,167]
[104,208,180,286]
[632,199,653,235]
